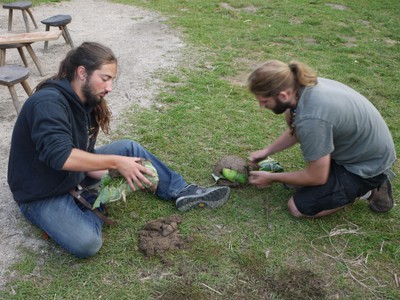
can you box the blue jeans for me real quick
[19,140,187,258]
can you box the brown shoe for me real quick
[368,178,394,213]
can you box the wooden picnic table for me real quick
[0,30,62,45]
[0,30,62,76]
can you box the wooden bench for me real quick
[41,14,74,52]
[0,30,62,76]
[0,65,32,114]
[2,1,38,32]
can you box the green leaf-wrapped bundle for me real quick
[258,157,284,173]
[92,159,159,209]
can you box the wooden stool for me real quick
[0,43,44,76]
[2,1,38,33]
[0,43,28,67]
[41,14,74,52]
[0,65,32,114]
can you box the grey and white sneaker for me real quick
[368,178,394,213]
[175,184,231,212]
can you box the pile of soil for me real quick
[138,215,193,259]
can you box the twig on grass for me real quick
[311,219,385,296]
[201,283,223,295]
[264,193,270,230]
[380,240,385,253]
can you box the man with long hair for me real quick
[247,60,395,218]
[7,42,230,258]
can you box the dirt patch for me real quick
[153,258,328,299]
[385,39,398,46]
[223,58,260,87]
[304,37,318,45]
[220,3,259,14]
[290,17,303,25]
[138,215,193,262]
[341,36,357,47]
[0,0,184,289]
[260,267,327,299]
[326,3,349,11]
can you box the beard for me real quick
[272,96,292,114]
[82,80,105,108]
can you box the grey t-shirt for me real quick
[294,77,396,178]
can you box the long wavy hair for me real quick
[248,60,318,97]
[36,42,117,134]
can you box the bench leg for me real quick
[44,25,50,52]
[8,9,13,31]
[24,44,44,76]
[21,80,32,97]
[8,85,21,114]
[63,25,74,48]
[22,10,31,32]
[26,8,38,29]
[59,26,68,44]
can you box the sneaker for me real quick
[359,190,372,200]
[368,178,394,213]
[175,184,230,212]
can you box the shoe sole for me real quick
[176,187,230,212]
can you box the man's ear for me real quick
[277,91,289,101]
[76,66,87,81]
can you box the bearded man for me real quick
[247,60,396,218]
[7,42,230,258]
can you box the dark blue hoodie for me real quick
[8,79,97,204]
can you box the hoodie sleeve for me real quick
[28,89,76,170]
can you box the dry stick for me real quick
[201,283,223,296]
[394,273,399,288]
[311,222,384,296]
[264,192,270,230]
[380,240,385,253]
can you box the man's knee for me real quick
[71,234,103,258]
[287,197,305,218]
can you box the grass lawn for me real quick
[2,0,399,299]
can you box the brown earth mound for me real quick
[138,215,192,258]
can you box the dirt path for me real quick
[0,0,184,288]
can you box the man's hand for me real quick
[248,171,275,188]
[248,154,331,189]
[115,157,155,191]
[63,149,156,191]
[249,148,269,164]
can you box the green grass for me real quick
[2,0,399,299]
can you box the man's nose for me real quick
[105,81,113,92]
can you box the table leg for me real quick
[24,44,44,76]
[0,49,6,66]
[17,47,29,67]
